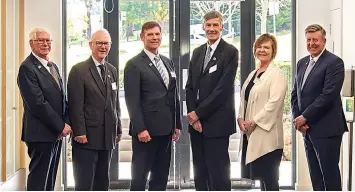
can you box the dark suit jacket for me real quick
[291,49,347,138]
[68,57,122,150]
[17,53,69,142]
[185,38,239,137]
[124,51,182,136]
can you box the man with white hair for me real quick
[17,28,71,190]
[67,29,122,190]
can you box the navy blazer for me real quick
[291,49,347,138]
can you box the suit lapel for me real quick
[104,63,112,110]
[140,51,167,89]
[202,39,226,76]
[31,55,61,92]
[88,57,106,96]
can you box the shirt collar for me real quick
[207,37,221,51]
[143,48,159,63]
[309,47,326,62]
[91,56,105,67]
[32,52,49,66]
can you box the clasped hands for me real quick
[293,115,309,133]
[137,129,180,143]
[58,123,72,139]
[187,111,202,133]
[237,119,256,136]
[74,134,122,144]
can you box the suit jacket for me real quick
[185,38,239,137]
[17,53,69,142]
[291,49,347,138]
[238,64,287,164]
[124,51,182,136]
[68,57,122,150]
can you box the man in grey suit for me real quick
[124,21,182,191]
[291,24,347,190]
[67,29,122,191]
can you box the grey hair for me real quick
[203,10,223,24]
[305,24,326,39]
[90,28,111,42]
[29,28,50,40]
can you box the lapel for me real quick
[88,57,106,97]
[30,54,61,93]
[300,50,327,94]
[201,38,226,76]
[140,51,167,89]
[104,62,112,110]
[253,63,276,86]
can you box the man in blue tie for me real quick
[124,21,182,191]
[291,24,347,191]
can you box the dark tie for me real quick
[98,64,105,83]
[47,62,61,89]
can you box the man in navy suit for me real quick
[291,24,347,191]
[17,28,71,190]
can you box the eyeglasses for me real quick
[95,41,111,47]
[32,39,53,45]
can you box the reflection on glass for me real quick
[118,0,170,180]
[189,1,241,179]
[255,0,292,186]
[66,0,104,187]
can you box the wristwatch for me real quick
[250,121,257,128]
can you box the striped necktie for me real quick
[154,56,169,87]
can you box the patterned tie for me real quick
[98,64,106,83]
[47,62,61,89]
[203,46,212,71]
[301,59,315,89]
[154,56,169,87]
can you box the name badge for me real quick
[111,82,117,90]
[209,65,217,73]
[171,72,176,78]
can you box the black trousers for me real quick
[130,135,172,191]
[72,146,113,191]
[26,140,62,191]
[190,131,231,191]
[304,133,343,191]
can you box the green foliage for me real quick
[119,69,124,89]
[277,61,292,115]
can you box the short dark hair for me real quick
[253,33,278,60]
[305,24,326,39]
[141,21,161,34]
[203,10,223,24]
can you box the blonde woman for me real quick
[238,34,287,191]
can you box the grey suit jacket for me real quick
[124,51,182,136]
[68,57,122,150]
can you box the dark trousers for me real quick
[130,135,172,191]
[72,146,113,191]
[304,133,343,191]
[190,131,231,191]
[26,140,62,191]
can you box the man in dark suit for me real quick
[291,24,347,191]
[67,29,122,191]
[17,28,71,191]
[185,11,238,191]
[124,21,182,191]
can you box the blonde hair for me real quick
[253,33,278,60]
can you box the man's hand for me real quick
[187,111,199,125]
[116,134,122,143]
[237,118,247,132]
[58,123,72,139]
[138,130,152,143]
[172,128,180,141]
[192,120,203,133]
[297,124,309,134]
[74,135,88,144]
[294,115,306,129]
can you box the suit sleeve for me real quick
[67,65,86,136]
[185,50,197,113]
[17,64,64,134]
[124,62,146,134]
[114,70,122,135]
[171,59,182,130]
[253,71,288,131]
[194,49,238,120]
[302,58,345,123]
[291,61,301,120]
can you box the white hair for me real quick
[90,28,111,42]
[29,28,50,40]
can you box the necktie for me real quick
[47,62,61,89]
[98,64,106,83]
[301,59,316,89]
[154,56,169,87]
[203,46,212,71]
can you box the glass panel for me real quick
[66,0,104,187]
[0,0,2,180]
[5,0,18,178]
[189,1,242,179]
[255,0,292,186]
[118,0,170,180]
